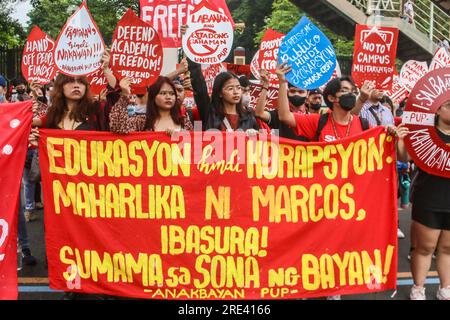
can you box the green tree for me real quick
[0,1,26,48]
[27,0,139,44]
[226,0,274,62]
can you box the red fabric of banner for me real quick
[140,0,234,48]
[40,127,397,299]
[0,101,33,300]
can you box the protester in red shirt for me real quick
[276,62,370,143]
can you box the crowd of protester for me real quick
[0,29,449,301]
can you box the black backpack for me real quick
[311,113,369,142]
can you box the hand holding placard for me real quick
[278,17,336,89]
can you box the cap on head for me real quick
[308,88,322,95]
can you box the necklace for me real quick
[330,113,353,139]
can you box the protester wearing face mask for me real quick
[306,88,324,114]
[10,79,32,102]
[0,75,7,104]
[254,69,311,141]
[287,84,308,114]
[277,62,371,144]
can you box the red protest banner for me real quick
[21,26,56,85]
[86,69,107,96]
[225,63,251,78]
[352,25,398,90]
[259,29,285,85]
[182,1,233,65]
[110,8,163,94]
[202,62,226,95]
[0,101,33,300]
[399,60,429,92]
[248,83,279,110]
[54,2,105,76]
[250,50,261,80]
[429,47,450,71]
[402,67,450,178]
[140,0,234,48]
[385,74,408,104]
[40,128,397,299]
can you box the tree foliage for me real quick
[226,0,274,62]
[27,0,139,44]
[0,1,26,48]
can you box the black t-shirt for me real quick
[411,129,450,212]
[267,110,309,141]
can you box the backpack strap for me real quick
[359,116,370,131]
[368,106,382,126]
[313,113,330,142]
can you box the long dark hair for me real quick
[45,74,93,129]
[211,72,247,118]
[145,76,183,130]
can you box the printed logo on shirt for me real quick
[324,135,337,142]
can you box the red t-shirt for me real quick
[221,114,240,131]
[292,113,367,142]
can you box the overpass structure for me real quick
[290,0,450,62]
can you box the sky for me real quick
[10,0,33,27]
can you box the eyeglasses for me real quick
[158,90,176,97]
[224,85,242,91]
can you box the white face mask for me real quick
[127,104,147,116]
[134,104,147,114]
[241,94,250,108]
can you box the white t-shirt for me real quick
[404,1,414,16]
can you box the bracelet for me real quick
[262,86,269,91]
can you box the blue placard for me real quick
[278,16,337,90]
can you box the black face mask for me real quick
[338,93,356,111]
[288,95,306,107]
[16,89,26,95]
[309,103,322,111]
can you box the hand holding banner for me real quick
[21,26,56,85]
[182,0,234,65]
[110,8,163,93]
[278,17,336,90]
[54,1,105,76]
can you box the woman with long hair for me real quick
[397,100,450,300]
[187,61,260,132]
[109,76,193,134]
[31,74,107,131]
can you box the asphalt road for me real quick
[17,206,440,300]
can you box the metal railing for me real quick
[348,0,450,44]
[0,46,22,81]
